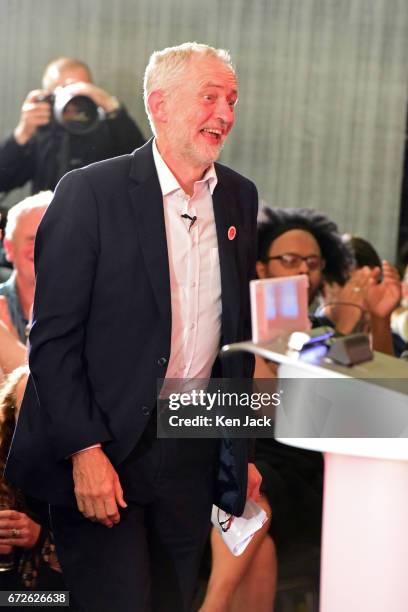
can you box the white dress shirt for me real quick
[152,140,222,382]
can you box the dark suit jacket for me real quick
[6,140,258,515]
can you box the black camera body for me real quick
[40,89,105,135]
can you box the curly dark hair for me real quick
[257,207,354,285]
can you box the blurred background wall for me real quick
[1,0,407,260]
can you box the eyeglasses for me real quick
[267,253,324,271]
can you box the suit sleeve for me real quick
[29,169,113,460]
[0,135,36,193]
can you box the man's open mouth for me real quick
[200,127,223,142]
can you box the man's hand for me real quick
[72,447,127,527]
[246,462,262,501]
[14,89,52,145]
[59,81,120,114]
[0,510,41,550]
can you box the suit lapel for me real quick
[213,178,240,343]
[128,141,171,321]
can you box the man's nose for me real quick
[215,98,233,123]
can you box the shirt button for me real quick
[141,406,150,416]
[190,323,196,330]
[158,357,167,366]
[191,282,196,288]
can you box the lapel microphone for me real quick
[181,213,197,232]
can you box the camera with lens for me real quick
[39,88,105,135]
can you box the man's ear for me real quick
[256,260,267,279]
[148,90,167,125]
[3,238,14,264]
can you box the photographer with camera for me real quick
[0,57,145,194]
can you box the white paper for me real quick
[211,499,269,556]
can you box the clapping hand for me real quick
[364,261,401,319]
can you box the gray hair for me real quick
[5,191,53,241]
[143,42,235,134]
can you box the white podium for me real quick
[222,337,408,612]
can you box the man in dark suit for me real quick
[6,42,260,611]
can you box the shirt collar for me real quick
[152,139,218,196]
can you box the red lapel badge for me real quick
[228,226,236,241]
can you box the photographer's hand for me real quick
[14,89,52,145]
[61,81,120,114]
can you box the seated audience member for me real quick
[0,57,145,195]
[0,192,51,343]
[200,208,353,612]
[391,242,408,347]
[257,208,353,317]
[323,233,401,355]
[0,367,67,593]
